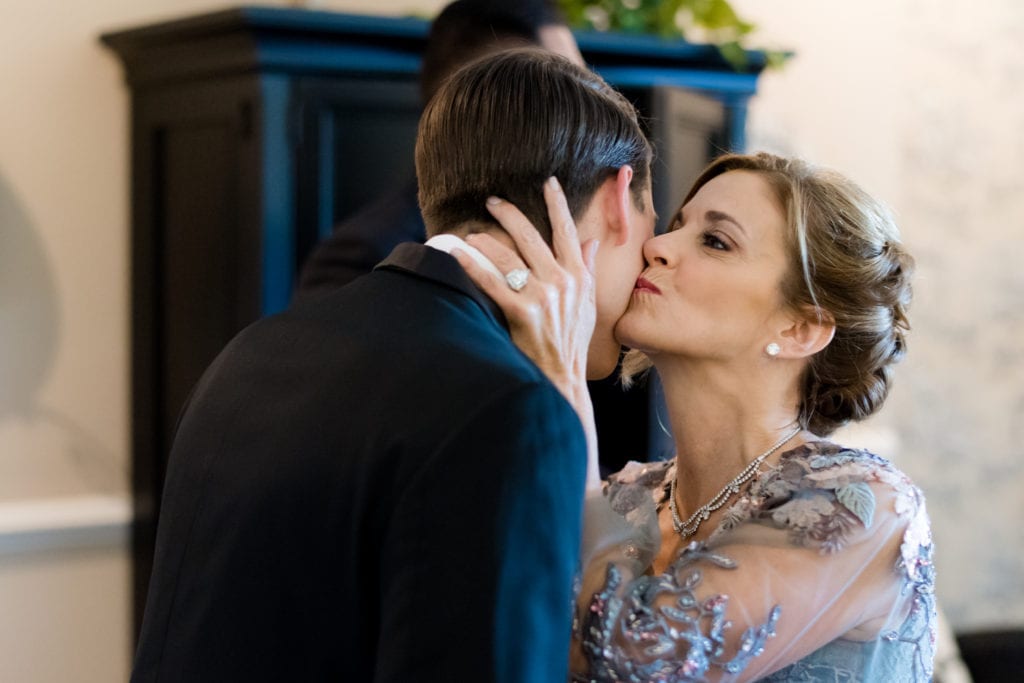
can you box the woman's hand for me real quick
[452,177,602,488]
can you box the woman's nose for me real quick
[642,231,672,266]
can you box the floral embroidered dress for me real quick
[573,442,935,682]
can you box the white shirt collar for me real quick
[425,234,505,281]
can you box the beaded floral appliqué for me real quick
[712,443,931,564]
[579,543,780,682]
[575,442,936,682]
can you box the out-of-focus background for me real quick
[1,0,1020,679]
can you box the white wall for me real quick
[1,0,1019,679]
[732,0,1024,630]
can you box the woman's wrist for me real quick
[570,384,601,490]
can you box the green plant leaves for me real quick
[556,0,788,71]
[557,0,754,38]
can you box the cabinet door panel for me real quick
[294,78,420,269]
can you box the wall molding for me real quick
[0,494,131,556]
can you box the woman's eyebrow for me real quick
[705,209,747,236]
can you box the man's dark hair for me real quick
[416,48,652,244]
[420,0,567,103]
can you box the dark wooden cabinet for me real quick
[102,6,765,634]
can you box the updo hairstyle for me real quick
[624,152,914,436]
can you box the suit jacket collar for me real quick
[375,242,508,329]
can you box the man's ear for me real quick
[777,308,836,359]
[602,165,636,247]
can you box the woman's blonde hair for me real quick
[622,152,913,436]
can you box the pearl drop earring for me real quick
[765,342,781,357]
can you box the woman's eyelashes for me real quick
[701,230,731,251]
[669,214,734,252]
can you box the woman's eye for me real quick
[702,231,729,251]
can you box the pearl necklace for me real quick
[669,427,802,539]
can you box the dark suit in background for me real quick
[131,243,587,682]
[298,176,423,294]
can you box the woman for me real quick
[455,152,935,681]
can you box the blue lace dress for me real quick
[572,442,936,682]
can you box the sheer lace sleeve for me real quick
[580,461,669,577]
[573,443,936,682]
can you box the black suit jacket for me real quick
[132,243,588,682]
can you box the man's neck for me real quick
[438,224,519,252]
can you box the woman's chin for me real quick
[613,317,645,351]
[614,327,661,358]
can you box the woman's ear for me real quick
[777,308,836,359]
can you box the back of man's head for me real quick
[416,48,652,244]
[420,0,569,103]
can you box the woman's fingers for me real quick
[450,247,521,312]
[484,195,561,280]
[463,232,528,282]
[453,245,561,378]
[581,238,600,279]
[544,177,586,275]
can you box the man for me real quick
[296,0,583,294]
[131,49,654,682]
[296,0,665,475]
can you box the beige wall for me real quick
[1,0,1019,679]
[0,544,129,682]
[0,3,446,679]
[0,0,440,500]
[2,2,254,680]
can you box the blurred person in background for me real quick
[295,0,583,294]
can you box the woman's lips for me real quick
[634,277,661,294]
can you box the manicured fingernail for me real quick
[486,196,502,206]
[548,177,561,191]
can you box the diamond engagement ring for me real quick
[504,268,530,292]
